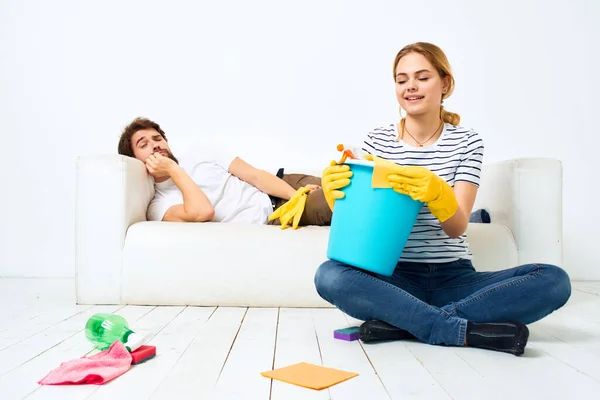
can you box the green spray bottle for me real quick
[85,313,147,351]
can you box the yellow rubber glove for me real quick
[268,186,313,229]
[322,160,353,211]
[367,154,458,222]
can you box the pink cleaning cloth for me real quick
[38,340,133,385]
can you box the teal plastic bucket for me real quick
[326,159,423,276]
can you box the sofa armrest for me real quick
[474,157,562,267]
[75,155,154,304]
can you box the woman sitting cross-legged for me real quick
[314,42,571,356]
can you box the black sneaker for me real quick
[466,321,529,356]
[359,320,416,343]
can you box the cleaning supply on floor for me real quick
[38,340,133,385]
[85,313,147,352]
[261,362,358,390]
[130,345,157,365]
[333,327,360,341]
[327,154,423,276]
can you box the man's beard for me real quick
[158,149,179,164]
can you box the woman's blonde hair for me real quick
[393,42,460,126]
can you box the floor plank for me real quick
[0,304,93,351]
[85,306,209,400]
[342,316,451,400]
[269,308,330,400]
[573,281,600,296]
[0,277,85,350]
[4,305,154,400]
[312,308,389,400]
[528,328,600,383]
[150,307,247,399]
[531,290,600,357]
[456,338,600,399]
[27,306,183,400]
[0,278,599,400]
[0,305,123,378]
[211,307,278,400]
[402,340,510,400]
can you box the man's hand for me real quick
[305,184,321,191]
[145,152,177,178]
[268,186,313,229]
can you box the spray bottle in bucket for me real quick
[326,146,422,276]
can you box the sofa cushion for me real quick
[122,222,332,307]
[120,222,517,307]
[465,223,518,272]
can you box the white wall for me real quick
[1,0,598,279]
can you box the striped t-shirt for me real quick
[361,122,484,263]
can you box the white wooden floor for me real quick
[1,279,600,400]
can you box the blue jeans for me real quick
[314,259,571,346]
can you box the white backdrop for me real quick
[1,0,598,279]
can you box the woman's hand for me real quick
[322,161,353,211]
[370,155,459,222]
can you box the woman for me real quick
[315,42,571,356]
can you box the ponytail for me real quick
[441,106,460,126]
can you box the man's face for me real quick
[130,129,177,163]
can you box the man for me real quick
[117,117,332,227]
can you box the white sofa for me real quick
[75,155,562,307]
